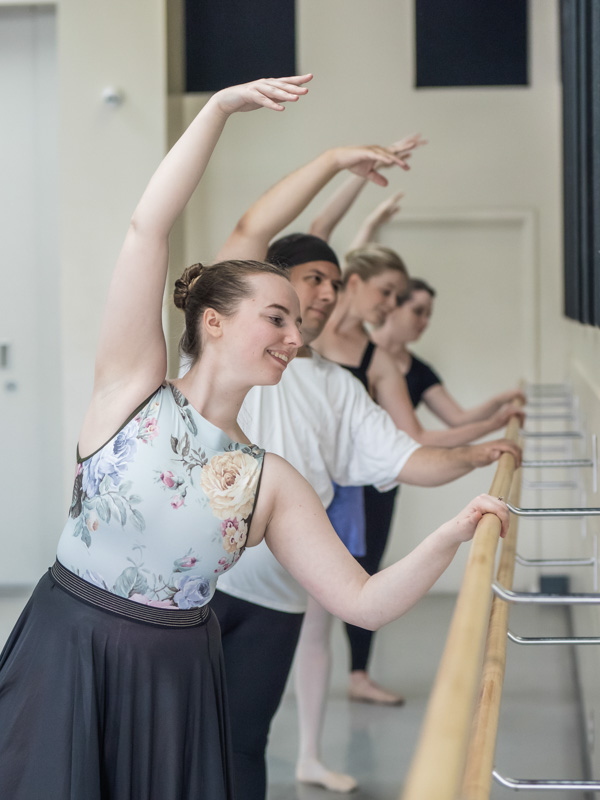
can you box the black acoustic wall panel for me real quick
[561,0,600,326]
[185,0,296,93]
[415,0,528,88]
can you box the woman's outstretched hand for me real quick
[443,493,510,544]
[212,74,313,116]
[389,132,428,159]
[332,145,412,186]
[367,191,404,226]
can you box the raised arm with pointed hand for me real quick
[308,133,426,244]
[348,190,404,250]
[77,75,312,459]
[257,459,509,629]
[216,143,411,263]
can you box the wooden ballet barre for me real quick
[460,468,522,800]
[400,413,521,800]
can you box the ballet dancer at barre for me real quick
[205,138,521,795]
[307,179,526,703]
[0,74,511,800]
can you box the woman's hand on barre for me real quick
[212,74,313,116]
[441,494,510,543]
[491,401,526,430]
[491,387,527,409]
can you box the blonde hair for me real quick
[342,244,408,288]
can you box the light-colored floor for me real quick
[0,590,588,800]
[266,594,588,800]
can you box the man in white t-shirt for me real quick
[206,147,521,800]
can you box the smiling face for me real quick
[288,260,343,344]
[388,288,434,343]
[348,269,409,326]
[213,273,303,386]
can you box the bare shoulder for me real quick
[246,452,308,546]
[261,452,306,489]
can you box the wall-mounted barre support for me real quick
[492,582,600,605]
[525,382,571,392]
[522,479,580,490]
[506,501,600,518]
[521,431,584,439]
[524,444,572,455]
[515,554,595,567]
[521,459,592,467]
[506,631,600,645]
[526,413,577,421]
[493,769,600,791]
[521,433,597,491]
[526,399,574,408]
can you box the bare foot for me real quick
[296,758,358,793]
[348,671,405,706]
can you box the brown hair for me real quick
[174,259,290,361]
[342,244,408,288]
[408,277,436,298]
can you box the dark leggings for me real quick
[211,590,304,800]
[344,485,398,671]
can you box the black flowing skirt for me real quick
[0,566,234,800]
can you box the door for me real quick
[0,5,62,584]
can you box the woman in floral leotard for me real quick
[0,74,510,800]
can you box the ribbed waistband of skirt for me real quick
[50,560,211,628]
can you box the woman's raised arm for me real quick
[308,134,425,245]
[216,144,408,263]
[78,76,312,456]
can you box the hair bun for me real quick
[174,263,204,311]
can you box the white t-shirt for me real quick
[217,350,421,613]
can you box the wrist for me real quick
[325,147,348,174]
[454,444,474,468]
[205,92,234,121]
[432,520,463,551]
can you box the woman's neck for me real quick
[312,292,369,363]
[323,291,368,339]
[371,327,411,370]
[172,357,250,440]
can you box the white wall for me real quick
[564,322,600,776]
[0,5,62,582]
[57,0,168,496]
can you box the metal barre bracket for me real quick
[521,431,584,439]
[521,458,592,467]
[507,630,600,645]
[521,433,597,491]
[492,582,600,605]
[507,501,600,518]
[515,554,595,567]
[526,382,571,391]
[522,479,580,490]
[526,413,576,421]
[493,769,600,791]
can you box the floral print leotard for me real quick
[56,383,265,609]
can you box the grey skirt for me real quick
[0,563,234,800]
